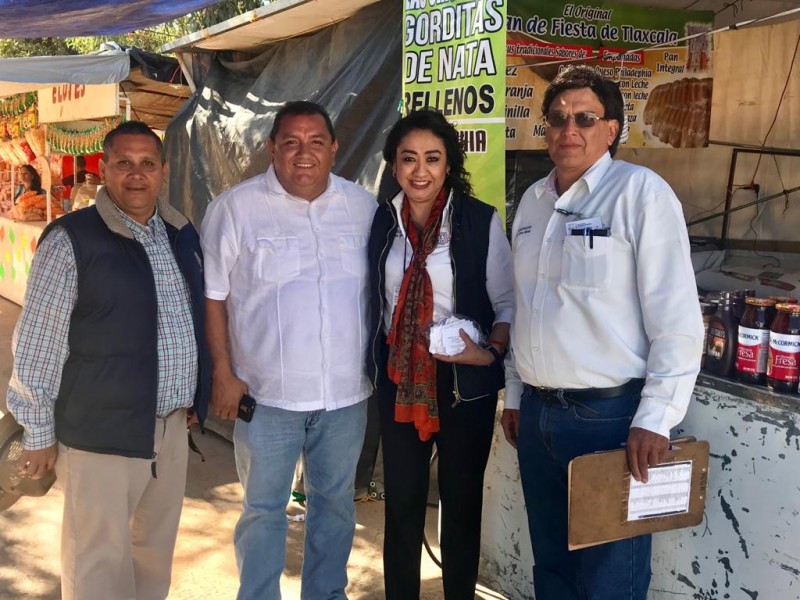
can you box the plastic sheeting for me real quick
[164,0,401,226]
[0,44,191,129]
[0,51,129,97]
[0,0,221,37]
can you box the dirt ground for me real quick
[0,297,507,600]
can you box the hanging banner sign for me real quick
[403,0,507,222]
[506,1,714,150]
[37,83,119,124]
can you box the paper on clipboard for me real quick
[627,461,692,521]
[567,439,709,550]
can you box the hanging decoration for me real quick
[0,95,38,165]
[0,138,35,166]
[0,106,38,144]
[0,93,36,118]
[46,115,124,155]
[24,126,46,157]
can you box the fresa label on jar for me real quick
[767,332,800,382]
[737,326,769,374]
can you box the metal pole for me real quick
[720,149,739,243]
[686,185,800,227]
[175,52,197,94]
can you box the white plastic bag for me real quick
[428,315,485,356]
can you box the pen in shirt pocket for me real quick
[570,227,610,249]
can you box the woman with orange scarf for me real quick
[367,109,513,599]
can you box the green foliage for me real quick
[67,26,189,55]
[183,0,267,30]
[0,0,267,57]
[0,38,76,57]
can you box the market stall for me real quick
[481,8,800,600]
[0,45,191,305]
[0,88,123,304]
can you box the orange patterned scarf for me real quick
[386,188,448,441]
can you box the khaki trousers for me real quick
[55,409,188,600]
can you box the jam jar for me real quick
[767,303,800,393]
[735,298,776,385]
[768,296,798,304]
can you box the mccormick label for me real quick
[767,332,800,382]
[736,326,770,374]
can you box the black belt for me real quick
[525,378,645,404]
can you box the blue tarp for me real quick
[0,0,222,37]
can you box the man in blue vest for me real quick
[7,120,211,600]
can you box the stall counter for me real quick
[0,216,44,305]
[478,375,800,599]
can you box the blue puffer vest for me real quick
[367,189,505,402]
[39,189,211,458]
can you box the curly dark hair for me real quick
[542,65,625,156]
[382,109,472,197]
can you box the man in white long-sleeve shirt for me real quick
[501,65,703,600]
[201,101,376,600]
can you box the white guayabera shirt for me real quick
[202,166,377,411]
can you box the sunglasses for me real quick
[543,111,609,128]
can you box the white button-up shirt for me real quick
[505,153,704,437]
[382,190,514,334]
[201,166,377,411]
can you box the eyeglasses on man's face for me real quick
[543,111,609,129]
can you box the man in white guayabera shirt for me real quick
[201,101,376,600]
[501,66,704,600]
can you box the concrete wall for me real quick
[651,376,800,599]
[478,377,800,599]
[479,400,534,597]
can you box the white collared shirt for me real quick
[505,153,704,437]
[201,166,377,411]
[382,190,514,334]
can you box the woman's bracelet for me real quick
[488,339,507,354]
[483,344,502,365]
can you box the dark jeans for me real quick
[517,386,652,600]
[377,361,498,600]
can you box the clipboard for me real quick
[567,437,709,551]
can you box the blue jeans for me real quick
[517,387,652,600]
[233,401,368,600]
